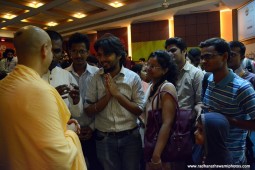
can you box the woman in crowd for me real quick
[144,50,178,170]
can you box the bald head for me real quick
[13,25,53,76]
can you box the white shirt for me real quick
[66,63,99,129]
[42,66,83,117]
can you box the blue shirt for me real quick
[203,70,255,164]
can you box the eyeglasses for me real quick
[230,51,240,58]
[200,53,223,60]
[147,64,162,70]
[167,48,177,53]
[70,49,88,55]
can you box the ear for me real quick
[222,52,228,62]
[41,43,47,60]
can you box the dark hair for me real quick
[229,41,246,58]
[68,33,90,51]
[148,50,178,98]
[165,37,187,52]
[131,64,143,74]
[0,71,7,80]
[46,30,63,42]
[3,48,15,58]
[86,55,98,65]
[188,48,201,67]
[199,38,230,60]
[139,58,146,62]
[94,33,126,66]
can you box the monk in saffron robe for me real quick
[0,25,87,170]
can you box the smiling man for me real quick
[84,34,144,170]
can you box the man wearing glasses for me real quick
[65,33,101,170]
[42,30,83,125]
[199,37,255,165]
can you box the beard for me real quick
[103,65,117,73]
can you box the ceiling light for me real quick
[25,10,30,13]
[67,19,74,22]
[162,0,170,8]
[220,9,231,12]
[21,19,29,22]
[46,22,58,27]
[28,1,44,8]
[1,27,7,30]
[43,27,48,30]
[1,38,5,42]
[109,1,124,8]
[2,20,6,23]
[73,13,86,19]
[2,13,17,19]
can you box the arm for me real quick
[226,117,255,131]
[234,82,255,130]
[30,87,78,169]
[193,70,204,116]
[151,86,177,163]
[67,73,83,117]
[84,73,112,117]
[85,93,111,117]
[105,73,143,116]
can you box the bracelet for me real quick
[151,158,161,165]
[94,103,98,112]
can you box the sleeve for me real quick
[131,74,145,110]
[84,74,98,108]
[237,82,255,119]
[25,87,82,169]
[161,82,178,101]
[68,72,83,117]
[193,69,204,106]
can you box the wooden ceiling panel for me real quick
[53,1,99,13]
[0,5,26,16]
[27,13,66,23]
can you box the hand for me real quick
[55,84,70,99]
[79,127,93,140]
[194,104,209,118]
[67,119,81,134]
[147,160,162,170]
[147,155,162,170]
[69,83,80,105]
[104,73,120,97]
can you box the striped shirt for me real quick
[203,70,255,164]
[85,66,145,132]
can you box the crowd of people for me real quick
[0,25,255,170]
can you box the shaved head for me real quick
[13,25,53,76]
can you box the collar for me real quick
[182,61,192,71]
[66,63,95,75]
[234,66,245,78]
[214,69,235,88]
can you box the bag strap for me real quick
[150,89,180,132]
[202,72,211,100]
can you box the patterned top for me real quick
[203,70,255,164]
